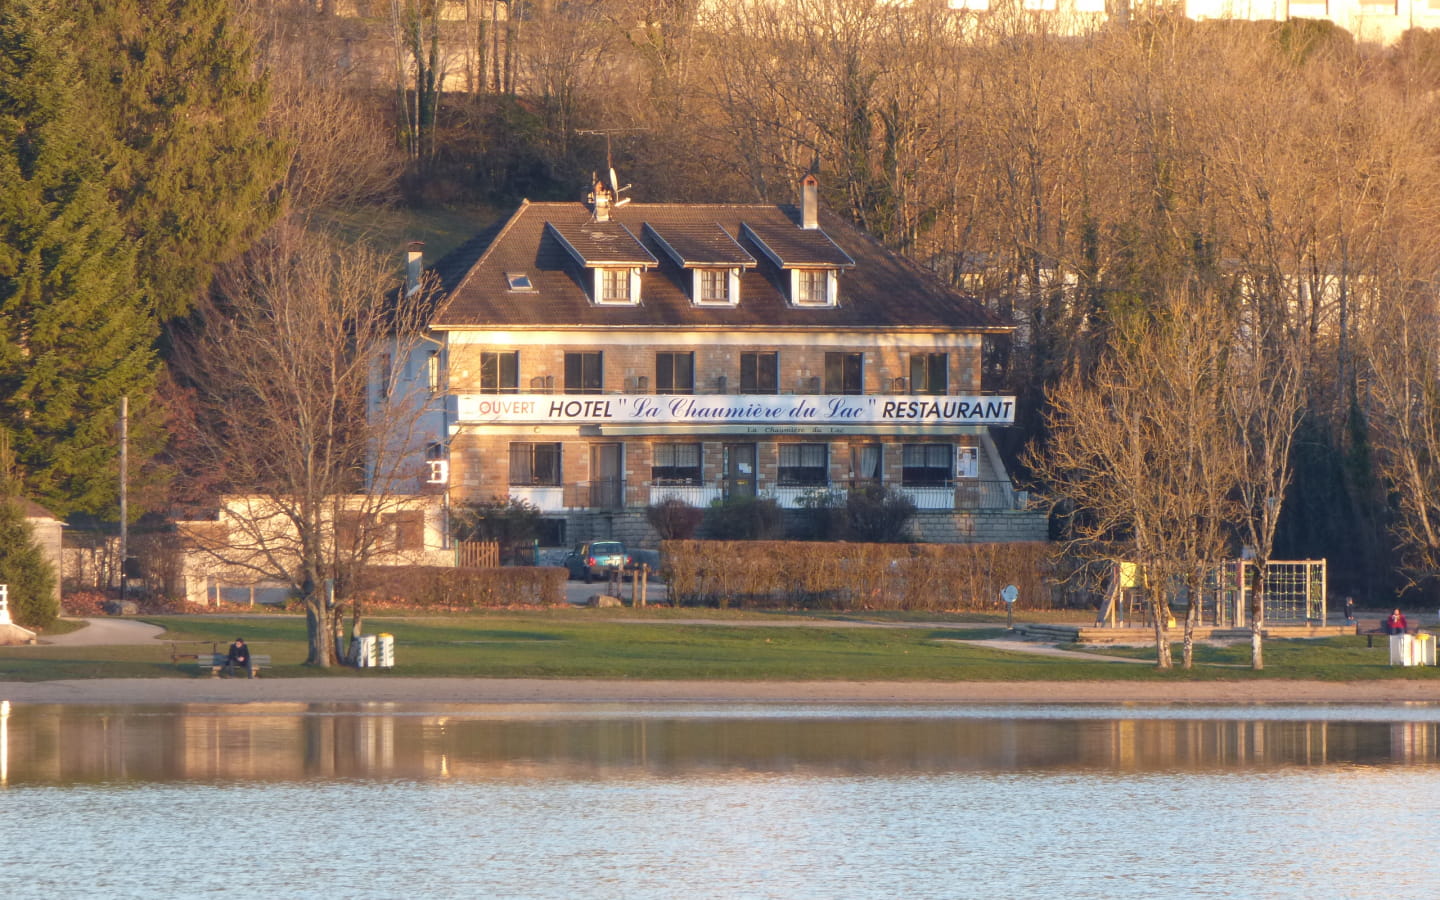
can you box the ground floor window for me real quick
[652,443,702,485]
[852,444,882,483]
[509,442,561,485]
[902,444,952,486]
[778,443,828,486]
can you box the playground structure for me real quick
[1095,559,1327,628]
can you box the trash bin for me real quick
[353,634,377,668]
[1415,633,1437,667]
[376,633,395,669]
[1389,633,1431,667]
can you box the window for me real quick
[379,352,393,397]
[509,442,561,486]
[564,352,603,394]
[909,353,948,395]
[699,269,730,303]
[852,444,882,484]
[600,268,632,302]
[796,269,829,304]
[426,350,442,393]
[505,272,533,291]
[656,352,694,395]
[386,511,425,552]
[740,352,779,394]
[825,352,863,395]
[778,443,828,486]
[335,511,372,551]
[480,351,518,394]
[652,443,702,485]
[902,444,953,486]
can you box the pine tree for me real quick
[73,0,287,320]
[0,496,59,630]
[0,0,163,518]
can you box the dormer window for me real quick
[794,269,833,306]
[740,221,854,310]
[599,267,636,303]
[642,223,753,307]
[696,268,740,306]
[700,269,727,302]
[546,221,655,307]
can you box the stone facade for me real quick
[419,183,1049,550]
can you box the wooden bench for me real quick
[187,652,272,677]
[1356,618,1418,648]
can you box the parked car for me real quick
[563,541,631,583]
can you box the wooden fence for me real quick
[455,541,500,568]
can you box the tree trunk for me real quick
[1181,602,1196,670]
[305,595,337,667]
[1251,584,1265,671]
[1150,596,1172,669]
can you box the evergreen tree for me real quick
[0,0,163,518]
[73,0,286,320]
[0,496,59,630]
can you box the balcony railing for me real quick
[648,483,723,508]
[508,484,565,512]
[516,479,1028,513]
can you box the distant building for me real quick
[407,175,1047,547]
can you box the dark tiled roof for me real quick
[643,223,757,267]
[741,221,854,268]
[546,221,657,266]
[429,200,1008,331]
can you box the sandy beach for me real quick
[4,677,1440,705]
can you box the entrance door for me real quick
[725,443,757,498]
[590,443,623,509]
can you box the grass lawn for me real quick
[2,609,1437,683]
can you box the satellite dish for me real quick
[1000,584,1018,604]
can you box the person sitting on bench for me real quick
[222,637,255,678]
[1385,609,1409,635]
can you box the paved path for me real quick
[44,618,166,647]
[944,638,1152,664]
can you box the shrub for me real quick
[0,496,58,629]
[453,496,544,564]
[703,495,784,540]
[844,483,917,543]
[646,497,704,540]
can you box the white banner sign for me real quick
[457,393,1015,426]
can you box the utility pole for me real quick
[119,396,128,607]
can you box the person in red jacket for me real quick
[1385,609,1409,635]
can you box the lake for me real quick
[2,701,1438,899]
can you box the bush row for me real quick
[663,540,1061,611]
[353,565,567,610]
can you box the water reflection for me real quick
[3,702,1440,784]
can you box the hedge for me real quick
[353,565,566,610]
[662,540,1061,611]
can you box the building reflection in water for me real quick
[0,703,1437,784]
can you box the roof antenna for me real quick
[577,128,642,220]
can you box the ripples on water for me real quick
[2,702,1439,899]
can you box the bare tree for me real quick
[1030,288,1245,668]
[172,220,436,666]
[1362,278,1440,605]
[1223,301,1307,669]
